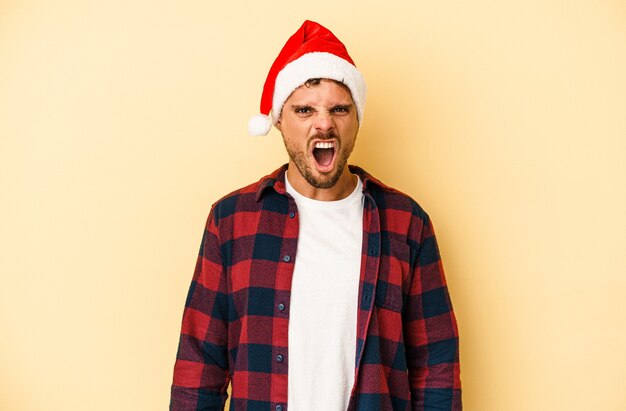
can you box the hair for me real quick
[304,78,322,86]
[304,78,350,92]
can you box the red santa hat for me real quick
[248,20,367,136]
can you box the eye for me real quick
[294,106,312,114]
[331,105,350,114]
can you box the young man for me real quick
[171,20,461,411]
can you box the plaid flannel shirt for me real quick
[171,165,461,411]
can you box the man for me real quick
[171,20,461,411]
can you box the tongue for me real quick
[313,148,334,167]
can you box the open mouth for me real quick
[312,140,336,170]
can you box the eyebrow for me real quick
[289,103,353,110]
[332,104,352,109]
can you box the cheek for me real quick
[282,128,308,152]
[339,120,359,139]
[284,122,310,142]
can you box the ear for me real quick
[275,118,282,131]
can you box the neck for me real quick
[286,165,357,201]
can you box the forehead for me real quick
[286,79,354,104]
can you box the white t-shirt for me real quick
[285,174,364,411]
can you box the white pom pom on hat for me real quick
[248,114,272,136]
[248,20,366,136]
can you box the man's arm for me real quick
[404,213,462,410]
[170,207,230,411]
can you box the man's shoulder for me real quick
[209,165,287,221]
[352,165,429,222]
[212,177,264,207]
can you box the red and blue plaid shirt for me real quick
[171,165,461,410]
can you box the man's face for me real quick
[276,79,359,190]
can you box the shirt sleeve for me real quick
[404,213,462,410]
[170,207,231,410]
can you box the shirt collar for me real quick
[254,164,390,202]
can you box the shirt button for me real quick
[277,303,285,311]
[283,255,291,262]
[289,211,295,218]
[276,405,284,411]
[276,354,284,362]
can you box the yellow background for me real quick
[1,1,625,410]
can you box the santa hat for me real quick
[248,20,366,136]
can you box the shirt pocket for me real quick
[374,239,411,312]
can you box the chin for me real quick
[306,171,342,189]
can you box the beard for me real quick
[283,132,354,189]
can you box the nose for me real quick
[313,111,334,133]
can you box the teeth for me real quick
[314,141,334,149]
